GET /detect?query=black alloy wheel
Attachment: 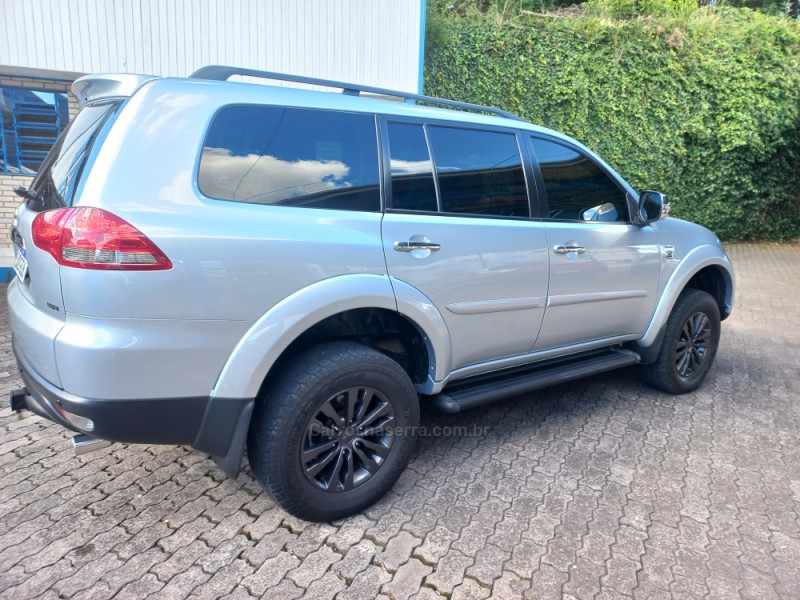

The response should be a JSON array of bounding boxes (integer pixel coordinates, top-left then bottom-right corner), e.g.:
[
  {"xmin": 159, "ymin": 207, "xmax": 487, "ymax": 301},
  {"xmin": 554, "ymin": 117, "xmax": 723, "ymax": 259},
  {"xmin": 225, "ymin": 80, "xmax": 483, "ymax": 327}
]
[
  {"xmin": 674, "ymin": 311, "xmax": 712, "ymax": 378},
  {"xmin": 301, "ymin": 386, "xmax": 396, "ymax": 492},
  {"xmin": 247, "ymin": 341, "xmax": 419, "ymax": 521},
  {"xmin": 640, "ymin": 288, "xmax": 721, "ymax": 394}
]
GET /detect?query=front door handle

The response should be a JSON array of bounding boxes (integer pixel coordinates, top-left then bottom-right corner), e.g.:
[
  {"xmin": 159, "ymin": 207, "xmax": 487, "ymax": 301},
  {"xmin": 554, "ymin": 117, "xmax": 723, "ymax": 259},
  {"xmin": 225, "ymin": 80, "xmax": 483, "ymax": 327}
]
[
  {"xmin": 393, "ymin": 240, "xmax": 441, "ymax": 252},
  {"xmin": 554, "ymin": 244, "xmax": 586, "ymax": 255}
]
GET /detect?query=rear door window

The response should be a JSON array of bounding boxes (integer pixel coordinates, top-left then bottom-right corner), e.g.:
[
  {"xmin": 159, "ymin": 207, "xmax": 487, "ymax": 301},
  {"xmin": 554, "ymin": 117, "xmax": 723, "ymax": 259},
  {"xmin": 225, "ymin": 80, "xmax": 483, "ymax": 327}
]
[
  {"xmin": 386, "ymin": 122, "xmax": 438, "ymax": 212},
  {"xmin": 199, "ymin": 105, "xmax": 381, "ymax": 211}
]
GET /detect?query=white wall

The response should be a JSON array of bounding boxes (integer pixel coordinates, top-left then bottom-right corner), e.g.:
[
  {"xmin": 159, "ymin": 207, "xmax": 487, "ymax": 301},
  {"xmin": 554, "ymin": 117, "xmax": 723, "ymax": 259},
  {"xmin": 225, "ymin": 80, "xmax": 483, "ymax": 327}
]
[{"xmin": 0, "ymin": 0, "xmax": 425, "ymax": 92}]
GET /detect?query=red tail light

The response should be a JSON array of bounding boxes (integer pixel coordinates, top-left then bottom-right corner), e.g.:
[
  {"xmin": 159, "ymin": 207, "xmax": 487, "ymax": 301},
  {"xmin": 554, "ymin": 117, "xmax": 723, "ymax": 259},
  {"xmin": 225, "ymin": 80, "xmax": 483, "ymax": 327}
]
[{"xmin": 32, "ymin": 207, "xmax": 172, "ymax": 271}]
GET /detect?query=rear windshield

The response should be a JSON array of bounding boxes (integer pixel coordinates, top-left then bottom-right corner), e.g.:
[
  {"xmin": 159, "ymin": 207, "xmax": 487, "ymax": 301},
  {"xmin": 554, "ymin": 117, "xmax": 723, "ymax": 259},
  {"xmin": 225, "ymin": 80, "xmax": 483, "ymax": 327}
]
[{"xmin": 27, "ymin": 100, "xmax": 121, "ymax": 211}]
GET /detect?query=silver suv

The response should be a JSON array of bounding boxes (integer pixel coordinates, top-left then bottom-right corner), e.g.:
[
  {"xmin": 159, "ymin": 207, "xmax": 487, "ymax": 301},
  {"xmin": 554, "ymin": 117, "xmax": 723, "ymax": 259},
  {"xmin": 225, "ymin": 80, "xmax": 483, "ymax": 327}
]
[{"xmin": 8, "ymin": 67, "xmax": 734, "ymax": 521}]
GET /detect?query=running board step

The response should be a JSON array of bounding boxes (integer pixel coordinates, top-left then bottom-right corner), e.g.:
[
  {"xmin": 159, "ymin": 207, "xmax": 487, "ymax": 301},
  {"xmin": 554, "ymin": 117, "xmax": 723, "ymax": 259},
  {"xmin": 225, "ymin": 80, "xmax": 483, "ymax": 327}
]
[{"xmin": 430, "ymin": 350, "xmax": 640, "ymax": 413}]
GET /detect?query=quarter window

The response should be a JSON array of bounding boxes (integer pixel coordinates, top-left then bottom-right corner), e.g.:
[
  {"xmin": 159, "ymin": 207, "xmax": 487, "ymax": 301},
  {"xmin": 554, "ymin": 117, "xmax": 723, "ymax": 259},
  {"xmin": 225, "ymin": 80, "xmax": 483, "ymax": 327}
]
[
  {"xmin": 427, "ymin": 126, "xmax": 529, "ymax": 218},
  {"xmin": 199, "ymin": 106, "xmax": 380, "ymax": 211},
  {"xmin": 386, "ymin": 122, "xmax": 437, "ymax": 212},
  {"xmin": 531, "ymin": 137, "xmax": 629, "ymax": 222}
]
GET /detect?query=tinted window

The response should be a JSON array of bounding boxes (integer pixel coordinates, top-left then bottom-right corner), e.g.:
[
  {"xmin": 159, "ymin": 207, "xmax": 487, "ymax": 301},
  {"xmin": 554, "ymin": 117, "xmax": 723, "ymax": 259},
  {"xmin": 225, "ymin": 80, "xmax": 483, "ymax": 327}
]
[
  {"xmin": 531, "ymin": 137, "xmax": 629, "ymax": 222},
  {"xmin": 387, "ymin": 122, "xmax": 437, "ymax": 212},
  {"xmin": 199, "ymin": 106, "xmax": 380, "ymax": 211},
  {"xmin": 427, "ymin": 126, "xmax": 529, "ymax": 218},
  {"xmin": 28, "ymin": 101, "xmax": 121, "ymax": 210}
]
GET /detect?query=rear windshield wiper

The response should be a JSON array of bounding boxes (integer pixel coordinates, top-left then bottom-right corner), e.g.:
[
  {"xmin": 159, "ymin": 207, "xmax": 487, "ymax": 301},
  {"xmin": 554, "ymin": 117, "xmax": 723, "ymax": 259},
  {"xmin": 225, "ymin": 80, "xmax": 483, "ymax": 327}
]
[
  {"xmin": 14, "ymin": 186, "xmax": 47, "ymax": 211},
  {"xmin": 13, "ymin": 186, "xmax": 40, "ymax": 202}
]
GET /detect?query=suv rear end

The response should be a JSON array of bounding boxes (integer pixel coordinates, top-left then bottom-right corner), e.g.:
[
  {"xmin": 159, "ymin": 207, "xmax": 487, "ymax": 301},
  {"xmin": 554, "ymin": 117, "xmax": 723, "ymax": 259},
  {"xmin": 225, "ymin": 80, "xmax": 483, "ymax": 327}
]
[
  {"xmin": 9, "ymin": 73, "xmax": 388, "ymax": 465},
  {"xmin": 9, "ymin": 94, "xmax": 136, "ymax": 434}
]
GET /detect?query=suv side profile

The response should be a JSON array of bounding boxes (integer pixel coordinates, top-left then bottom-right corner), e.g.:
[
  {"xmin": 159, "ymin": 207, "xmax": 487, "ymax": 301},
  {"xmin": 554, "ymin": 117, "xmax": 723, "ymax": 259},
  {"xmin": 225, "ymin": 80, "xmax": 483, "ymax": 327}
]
[{"xmin": 9, "ymin": 67, "xmax": 734, "ymax": 521}]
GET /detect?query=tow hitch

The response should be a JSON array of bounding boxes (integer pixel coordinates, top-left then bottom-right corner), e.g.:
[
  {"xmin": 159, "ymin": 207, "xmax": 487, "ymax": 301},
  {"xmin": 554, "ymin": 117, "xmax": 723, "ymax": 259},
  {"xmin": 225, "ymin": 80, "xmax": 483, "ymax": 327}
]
[
  {"xmin": 11, "ymin": 388, "xmax": 112, "ymax": 456},
  {"xmin": 10, "ymin": 388, "xmax": 29, "ymax": 411}
]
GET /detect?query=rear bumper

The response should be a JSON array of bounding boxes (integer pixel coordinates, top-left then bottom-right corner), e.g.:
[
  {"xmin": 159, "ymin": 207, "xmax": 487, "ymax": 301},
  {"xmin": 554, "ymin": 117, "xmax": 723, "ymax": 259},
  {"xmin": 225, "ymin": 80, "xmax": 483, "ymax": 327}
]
[
  {"xmin": 14, "ymin": 336, "xmax": 208, "ymax": 443},
  {"xmin": 11, "ymin": 337, "xmax": 253, "ymax": 476}
]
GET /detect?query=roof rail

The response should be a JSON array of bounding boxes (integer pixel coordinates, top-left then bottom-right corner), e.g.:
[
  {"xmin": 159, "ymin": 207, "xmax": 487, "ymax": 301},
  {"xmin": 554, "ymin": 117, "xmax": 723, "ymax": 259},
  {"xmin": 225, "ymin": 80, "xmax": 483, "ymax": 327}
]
[{"xmin": 189, "ymin": 65, "xmax": 527, "ymax": 122}]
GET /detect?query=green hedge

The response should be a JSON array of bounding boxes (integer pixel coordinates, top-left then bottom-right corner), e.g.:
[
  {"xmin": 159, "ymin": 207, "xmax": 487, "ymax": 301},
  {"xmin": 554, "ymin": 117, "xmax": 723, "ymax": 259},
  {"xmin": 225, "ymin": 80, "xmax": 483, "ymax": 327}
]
[{"xmin": 424, "ymin": 8, "xmax": 800, "ymax": 240}]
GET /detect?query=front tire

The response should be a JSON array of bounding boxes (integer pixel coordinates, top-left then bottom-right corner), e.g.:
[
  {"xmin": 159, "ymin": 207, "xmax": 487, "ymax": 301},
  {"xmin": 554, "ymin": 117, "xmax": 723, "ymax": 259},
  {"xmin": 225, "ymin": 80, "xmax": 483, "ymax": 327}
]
[
  {"xmin": 640, "ymin": 289, "xmax": 721, "ymax": 394},
  {"xmin": 247, "ymin": 341, "xmax": 419, "ymax": 522}
]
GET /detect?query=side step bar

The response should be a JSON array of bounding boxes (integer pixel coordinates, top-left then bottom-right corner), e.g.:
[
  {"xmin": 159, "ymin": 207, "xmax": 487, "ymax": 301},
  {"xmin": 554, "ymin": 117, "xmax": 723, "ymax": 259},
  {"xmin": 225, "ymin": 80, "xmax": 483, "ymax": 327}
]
[{"xmin": 430, "ymin": 350, "xmax": 640, "ymax": 413}]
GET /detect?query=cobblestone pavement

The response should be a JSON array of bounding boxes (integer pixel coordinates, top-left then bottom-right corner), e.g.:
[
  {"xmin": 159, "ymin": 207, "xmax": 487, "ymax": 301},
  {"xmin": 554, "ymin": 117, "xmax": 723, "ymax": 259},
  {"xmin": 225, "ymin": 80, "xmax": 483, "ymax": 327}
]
[{"xmin": 1, "ymin": 243, "xmax": 799, "ymax": 600}]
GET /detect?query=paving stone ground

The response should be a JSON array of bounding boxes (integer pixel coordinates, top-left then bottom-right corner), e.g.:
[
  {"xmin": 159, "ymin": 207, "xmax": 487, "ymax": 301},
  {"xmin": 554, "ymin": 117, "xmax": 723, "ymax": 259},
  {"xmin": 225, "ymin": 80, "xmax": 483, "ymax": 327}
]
[{"xmin": 1, "ymin": 242, "xmax": 799, "ymax": 599}]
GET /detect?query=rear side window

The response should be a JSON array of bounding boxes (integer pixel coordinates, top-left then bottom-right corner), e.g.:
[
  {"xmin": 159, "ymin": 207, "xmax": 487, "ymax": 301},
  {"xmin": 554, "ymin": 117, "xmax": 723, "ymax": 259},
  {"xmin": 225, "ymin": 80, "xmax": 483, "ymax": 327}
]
[
  {"xmin": 531, "ymin": 137, "xmax": 629, "ymax": 222},
  {"xmin": 199, "ymin": 105, "xmax": 380, "ymax": 211},
  {"xmin": 427, "ymin": 126, "xmax": 529, "ymax": 218}
]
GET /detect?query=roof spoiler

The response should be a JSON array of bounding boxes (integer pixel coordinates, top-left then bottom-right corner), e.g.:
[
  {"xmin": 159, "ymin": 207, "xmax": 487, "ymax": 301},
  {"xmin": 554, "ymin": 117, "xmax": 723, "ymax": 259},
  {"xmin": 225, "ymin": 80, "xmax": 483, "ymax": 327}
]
[{"xmin": 71, "ymin": 74, "xmax": 159, "ymax": 108}]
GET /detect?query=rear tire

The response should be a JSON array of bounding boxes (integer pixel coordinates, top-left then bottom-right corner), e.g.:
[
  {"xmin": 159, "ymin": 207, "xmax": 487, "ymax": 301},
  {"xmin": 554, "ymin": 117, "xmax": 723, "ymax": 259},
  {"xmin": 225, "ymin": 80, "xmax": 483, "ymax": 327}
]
[
  {"xmin": 247, "ymin": 341, "xmax": 419, "ymax": 522},
  {"xmin": 640, "ymin": 289, "xmax": 721, "ymax": 394}
]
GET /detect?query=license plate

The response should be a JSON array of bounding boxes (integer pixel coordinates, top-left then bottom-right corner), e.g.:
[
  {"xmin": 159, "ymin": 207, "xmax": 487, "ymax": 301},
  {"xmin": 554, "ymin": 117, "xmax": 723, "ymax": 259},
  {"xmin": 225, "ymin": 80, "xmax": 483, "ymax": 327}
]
[{"xmin": 14, "ymin": 247, "xmax": 28, "ymax": 282}]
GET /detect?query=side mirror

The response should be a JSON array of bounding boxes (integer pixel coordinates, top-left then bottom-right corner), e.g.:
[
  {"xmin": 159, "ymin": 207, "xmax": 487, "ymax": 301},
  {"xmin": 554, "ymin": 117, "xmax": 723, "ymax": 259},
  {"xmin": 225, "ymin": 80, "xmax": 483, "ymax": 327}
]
[
  {"xmin": 580, "ymin": 202, "xmax": 619, "ymax": 222},
  {"xmin": 638, "ymin": 190, "xmax": 669, "ymax": 224}
]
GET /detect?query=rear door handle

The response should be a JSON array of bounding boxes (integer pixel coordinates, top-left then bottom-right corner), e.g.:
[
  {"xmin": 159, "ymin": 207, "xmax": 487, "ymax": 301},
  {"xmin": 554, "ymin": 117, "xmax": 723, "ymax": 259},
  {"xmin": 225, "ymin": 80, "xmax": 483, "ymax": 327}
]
[
  {"xmin": 554, "ymin": 244, "xmax": 586, "ymax": 255},
  {"xmin": 393, "ymin": 241, "xmax": 441, "ymax": 252}
]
